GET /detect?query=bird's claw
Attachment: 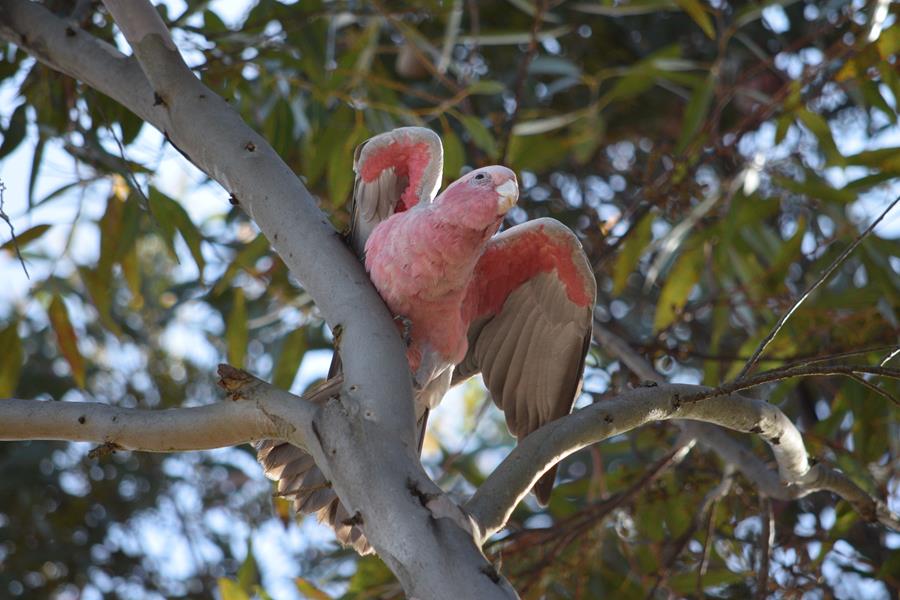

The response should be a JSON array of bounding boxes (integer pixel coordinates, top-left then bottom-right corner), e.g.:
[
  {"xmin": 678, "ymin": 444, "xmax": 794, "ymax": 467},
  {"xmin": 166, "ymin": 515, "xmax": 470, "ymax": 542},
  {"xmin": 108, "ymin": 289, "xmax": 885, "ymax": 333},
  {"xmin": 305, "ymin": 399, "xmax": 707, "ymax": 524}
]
[{"xmin": 394, "ymin": 315, "xmax": 413, "ymax": 347}]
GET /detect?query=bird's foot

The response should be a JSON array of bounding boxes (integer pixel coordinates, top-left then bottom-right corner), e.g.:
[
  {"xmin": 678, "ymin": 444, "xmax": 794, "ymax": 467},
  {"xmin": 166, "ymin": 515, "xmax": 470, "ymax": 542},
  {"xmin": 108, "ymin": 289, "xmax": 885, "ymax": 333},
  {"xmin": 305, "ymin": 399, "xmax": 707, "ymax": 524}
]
[{"xmin": 394, "ymin": 315, "xmax": 413, "ymax": 347}]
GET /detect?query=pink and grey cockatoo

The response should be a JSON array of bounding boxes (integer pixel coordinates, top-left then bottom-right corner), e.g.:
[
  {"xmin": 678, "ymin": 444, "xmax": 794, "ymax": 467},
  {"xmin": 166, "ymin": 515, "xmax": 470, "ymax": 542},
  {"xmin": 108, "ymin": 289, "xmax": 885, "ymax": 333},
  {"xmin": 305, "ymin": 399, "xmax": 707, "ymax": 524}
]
[{"xmin": 257, "ymin": 127, "xmax": 596, "ymax": 553}]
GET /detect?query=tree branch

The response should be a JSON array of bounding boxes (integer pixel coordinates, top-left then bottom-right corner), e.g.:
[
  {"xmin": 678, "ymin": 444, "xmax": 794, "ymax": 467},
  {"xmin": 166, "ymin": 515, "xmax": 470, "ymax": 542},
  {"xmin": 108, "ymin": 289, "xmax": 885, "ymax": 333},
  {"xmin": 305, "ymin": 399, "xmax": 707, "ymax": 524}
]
[
  {"xmin": 592, "ymin": 321, "xmax": 900, "ymax": 516},
  {"xmin": 0, "ymin": 365, "xmax": 315, "ymax": 451},
  {"xmin": 466, "ymin": 381, "xmax": 900, "ymax": 538}
]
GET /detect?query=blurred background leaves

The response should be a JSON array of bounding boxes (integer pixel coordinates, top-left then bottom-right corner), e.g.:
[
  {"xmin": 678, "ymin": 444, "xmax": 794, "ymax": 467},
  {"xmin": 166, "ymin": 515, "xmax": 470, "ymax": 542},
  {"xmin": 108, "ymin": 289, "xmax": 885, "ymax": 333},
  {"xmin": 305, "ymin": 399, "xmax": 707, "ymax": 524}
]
[{"xmin": 0, "ymin": 0, "xmax": 898, "ymax": 598}]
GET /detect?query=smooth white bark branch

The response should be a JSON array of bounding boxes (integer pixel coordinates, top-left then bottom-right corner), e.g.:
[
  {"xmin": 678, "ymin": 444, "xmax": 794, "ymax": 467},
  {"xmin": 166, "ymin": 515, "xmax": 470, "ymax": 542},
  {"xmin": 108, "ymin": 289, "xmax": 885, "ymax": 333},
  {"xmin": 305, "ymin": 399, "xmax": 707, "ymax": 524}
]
[
  {"xmin": 466, "ymin": 383, "xmax": 810, "ymax": 537},
  {"xmin": 0, "ymin": 366, "xmax": 316, "ymax": 451},
  {"xmin": 593, "ymin": 322, "xmax": 806, "ymax": 493},
  {"xmin": 467, "ymin": 382, "xmax": 900, "ymax": 536}
]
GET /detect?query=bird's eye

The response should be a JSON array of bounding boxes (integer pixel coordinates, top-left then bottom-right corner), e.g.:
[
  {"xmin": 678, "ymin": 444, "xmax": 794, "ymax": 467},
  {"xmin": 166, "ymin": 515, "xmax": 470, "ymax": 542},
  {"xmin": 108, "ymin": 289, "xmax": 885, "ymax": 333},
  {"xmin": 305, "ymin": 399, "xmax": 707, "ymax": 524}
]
[{"xmin": 474, "ymin": 173, "xmax": 486, "ymax": 181}]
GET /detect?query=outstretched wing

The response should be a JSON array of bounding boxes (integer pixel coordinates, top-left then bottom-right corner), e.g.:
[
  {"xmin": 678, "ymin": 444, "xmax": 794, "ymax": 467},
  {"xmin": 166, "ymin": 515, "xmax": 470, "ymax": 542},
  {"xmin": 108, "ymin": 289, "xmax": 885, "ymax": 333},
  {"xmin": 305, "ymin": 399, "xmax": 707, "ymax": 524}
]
[
  {"xmin": 455, "ymin": 218, "xmax": 596, "ymax": 504},
  {"xmin": 348, "ymin": 126, "xmax": 443, "ymax": 257}
]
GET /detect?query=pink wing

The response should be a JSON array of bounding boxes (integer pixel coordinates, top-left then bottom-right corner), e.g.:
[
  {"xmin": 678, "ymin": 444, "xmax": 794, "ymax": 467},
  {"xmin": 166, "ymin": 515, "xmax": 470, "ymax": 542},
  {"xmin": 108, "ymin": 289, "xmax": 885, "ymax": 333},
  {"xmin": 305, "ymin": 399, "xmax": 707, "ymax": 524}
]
[
  {"xmin": 456, "ymin": 218, "xmax": 597, "ymax": 504},
  {"xmin": 348, "ymin": 127, "xmax": 443, "ymax": 257}
]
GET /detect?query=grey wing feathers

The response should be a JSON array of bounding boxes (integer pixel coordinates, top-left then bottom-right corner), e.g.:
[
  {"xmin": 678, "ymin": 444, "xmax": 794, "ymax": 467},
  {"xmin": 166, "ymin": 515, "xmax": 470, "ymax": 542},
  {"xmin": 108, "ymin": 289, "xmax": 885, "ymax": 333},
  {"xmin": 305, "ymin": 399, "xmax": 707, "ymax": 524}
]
[
  {"xmin": 254, "ymin": 377, "xmax": 373, "ymax": 555},
  {"xmin": 454, "ymin": 220, "xmax": 596, "ymax": 503}
]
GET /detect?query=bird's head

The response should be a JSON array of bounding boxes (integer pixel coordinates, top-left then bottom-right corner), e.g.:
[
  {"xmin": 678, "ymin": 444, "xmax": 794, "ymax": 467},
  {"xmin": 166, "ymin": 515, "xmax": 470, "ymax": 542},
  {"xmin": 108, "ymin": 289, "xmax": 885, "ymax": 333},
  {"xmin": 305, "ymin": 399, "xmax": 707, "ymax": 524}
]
[{"xmin": 433, "ymin": 166, "xmax": 518, "ymax": 231}]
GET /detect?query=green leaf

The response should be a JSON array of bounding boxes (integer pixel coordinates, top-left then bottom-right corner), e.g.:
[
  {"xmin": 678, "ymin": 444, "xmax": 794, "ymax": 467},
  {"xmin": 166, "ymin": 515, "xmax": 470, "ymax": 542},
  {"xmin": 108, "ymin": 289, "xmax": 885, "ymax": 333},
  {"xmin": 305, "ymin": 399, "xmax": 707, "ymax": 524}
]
[
  {"xmin": 605, "ymin": 64, "xmax": 656, "ymax": 102},
  {"xmin": 264, "ymin": 97, "xmax": 296, "ymax": 160},
  {"xmin": 506, "ymin": 133, "xmax": 569, "ymax": 172},
  {"xmin": 48, "ymin": 296, "xmax": 86, "ymax": 388},
  {"xmin": 675, "ymin": 0, "xmax": 715, "ymax": 38},
  {"xmin": 347, "ymin": 555, "xmax": 395, "ymax": 593},
  {"xmin": 843, "ymin": 147, "xmax": 900, "ymax": 172},
  {"xmin": 272, "ymin": 328, "xmax": 307, "ymax": 390},
  {"xmin": 859, "ymin": 80, "xmax": 897, "ymax": 124},
  {"xmin": 613, "ymin": 213, "xmax": 653, "ymax": 295},
  {"xmin": 442, "ymin": 126, "xmax": 465, "ymax": 183},
  {"xmin": 28, "ymin": 134, "xmax": 45, "ymax": 209},
  {"xmin": 120, "ymin": 244, "xmax": 143, "ymax": 308},
  {"xmin": 796, "ymin": 109, "xmax": 844, "ymax": 165},
  {"xmin": 571, "ymin": 111, "xmax": 605, "ymax": 165},
  {"xmin": 236, "ymin": 540, "xmax": 258, "ymax": 592},
  {"xmin": 675, "ymin": 71, "xmax": 715, "ymax": 153},
  {"xmin": 148, "ymin": 188, "xmax": 206, "ymax": 275},
  {"xmin": 0, "ymin": 103, "xmax": 27, "ymax": 159},
  {"xmin": 33, "ymin": 178, "xmax": 99, "ymax": 208},
  {"xmin": 653, "ymin": 244, "xmax": 704, "ymax": 332},
  {"xmin": 98, "ymin": 193, "xmax": 126, "ymax": 280},
  {"xmin": 79, "ymin": 266, "xmax": 122, "ymax": 336},
  {"xmin": 761, "ymin": 217, "xmax": 806, "ymax": 292},
  {"xmin": 227, "ymin": 288, "xmax": 248, "ymax": 367},
  {"xmin": 327, "ymin": 136, "xmax": 355, "ymax": 208},
  {"xmin": 459, "ymin": 115, "xmax": 498, "ymax": 159},
  {"xmin": 774, "ymin": 173, "xmax": 856, "ymax": 204},
  {"xmin": 212, "ymin": 234, "xmax": 271, "ymax": 296},
  {"xmin": 303, "ymin": 105, "xmax": 352, "ymax": 188},
  {"xmin": 217, "ymin": 579, "xmax": 250, "ymax": 600},
  {"xmin": 327, "ymin": 123, "xmax": 368, "ymax": 208},
  {"xmin": 296, "ymin": 578, "xmax": 332, "ymax": 600},
  {"xmin": 1, "ymin": 224, "xmax": 51, "ymax": 254},
  {"xmin": 673, "ymin": 567, "xmax": 745, "ymax": 591},
  {"xmin": 775, "ymin": 113, "xmax": 792, "ymax": 145},
  {"xmin": 573, "ymin": 0, "xmax": 680, "ymax": 16},
  {"xmin": 0, "ymin": 320, "xmax": 23, "ymax": 397},
  {"xmin": 467, "ymin": 80, "xmax": 506, "ymax": 95}
]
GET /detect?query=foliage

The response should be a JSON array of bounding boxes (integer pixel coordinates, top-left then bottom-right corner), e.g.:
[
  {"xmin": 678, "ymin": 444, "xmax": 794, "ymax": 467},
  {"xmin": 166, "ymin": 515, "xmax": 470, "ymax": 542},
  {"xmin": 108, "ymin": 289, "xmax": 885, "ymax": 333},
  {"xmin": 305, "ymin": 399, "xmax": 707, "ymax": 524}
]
[{"xmin": 0, "ymin": 0, "xmax": 898, "ymax": 598}]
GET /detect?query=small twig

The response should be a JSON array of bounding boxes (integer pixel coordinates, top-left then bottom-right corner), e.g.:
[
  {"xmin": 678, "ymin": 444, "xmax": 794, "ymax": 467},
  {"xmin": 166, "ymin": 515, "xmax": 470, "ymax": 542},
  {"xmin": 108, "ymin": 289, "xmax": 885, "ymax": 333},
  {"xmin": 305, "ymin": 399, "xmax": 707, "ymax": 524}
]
[
  {"xmin": 499, "ymin": 0, "xmax": 546, "ymax": 162},
  {"xmin": 681, "ymin": 364, "xmax": 900, "ymax": 406},
  {"xmin": 696, "ymin": 481, "xmax": 723, "ymax": 594},
  {"xmin": 652, "ymin": 466, "xmax": 734, "ymax": 597},
  {"xmin": 0, "ymin": 180, "xmax": 30, "ymax": 279},
  {"xmin": 880, "ymin": 347, "xmax": 900, "ymax": 367},
  {"xmin": 736, "ymin": 194, "xmax": 900, "ymax": 381},
  {"xmin": 773, "ymin": 345, "xmax": 900, "ymax": 371},
  {"xmin": 437, "ymin": 0, "xmax": 463, "ymax": 75},
  {"xmin": 846, "ymin": 373, "xmax": 899, "ymax": 406}
]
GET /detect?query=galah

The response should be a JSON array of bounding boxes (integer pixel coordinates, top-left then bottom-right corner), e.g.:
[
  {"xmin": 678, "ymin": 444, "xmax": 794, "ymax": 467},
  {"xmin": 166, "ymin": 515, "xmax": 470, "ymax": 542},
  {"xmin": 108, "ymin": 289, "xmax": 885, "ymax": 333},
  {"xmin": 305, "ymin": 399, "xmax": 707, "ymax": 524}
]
[{"xmin": 257, "ymin": 127, "xmax": 596, "ymax": 553}]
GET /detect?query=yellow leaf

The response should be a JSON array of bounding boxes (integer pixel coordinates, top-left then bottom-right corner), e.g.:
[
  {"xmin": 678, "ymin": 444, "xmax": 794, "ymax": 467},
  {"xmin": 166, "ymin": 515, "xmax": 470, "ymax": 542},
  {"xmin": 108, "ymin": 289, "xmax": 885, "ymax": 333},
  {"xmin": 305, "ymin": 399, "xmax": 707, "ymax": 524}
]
[
  {"xmin": 653, "ymin": 245, "xmax": 704, "ymax": 332},
  {"xmin": 0, "ymin": 321, "xmax": 22, "ymax": 396},
  {"xmin": 48, "ymin": 296, "xmax": 86, "ymax": 388},
  {"xmin": 296, "ymin": 578, "xmax": 332, "ymax": 600},
  {"xmin": 675, "ymin": 0, "xmax": 715, "ymax": 39},
  {"xmin": 226, "ymin": 288, "xmax": 248, "ymax": 367},
  {"xmin": 217, "ymin": 578, "xmax": 250, "ymax": 600},
  {"xmin": 613, "ymin": 214, "xmax": 653, "ymax": 296}
]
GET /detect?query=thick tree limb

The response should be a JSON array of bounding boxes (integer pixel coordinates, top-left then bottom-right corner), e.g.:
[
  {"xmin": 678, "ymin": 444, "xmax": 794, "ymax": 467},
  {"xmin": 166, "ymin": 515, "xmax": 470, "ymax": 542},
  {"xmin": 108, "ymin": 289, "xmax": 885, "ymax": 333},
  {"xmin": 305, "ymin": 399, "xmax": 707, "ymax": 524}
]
[{"xmin": 0, "ymin": 367, "xmax": 314, "ymax": 451}]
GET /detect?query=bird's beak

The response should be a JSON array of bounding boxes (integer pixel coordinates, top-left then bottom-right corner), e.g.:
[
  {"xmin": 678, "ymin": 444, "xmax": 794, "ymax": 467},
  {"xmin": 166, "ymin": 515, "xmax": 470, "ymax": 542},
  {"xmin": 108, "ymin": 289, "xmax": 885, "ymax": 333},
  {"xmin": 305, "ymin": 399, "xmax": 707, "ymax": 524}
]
[{"xmin": 495, "ymin": 179, "xmax": 518, "ymax": 215}]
